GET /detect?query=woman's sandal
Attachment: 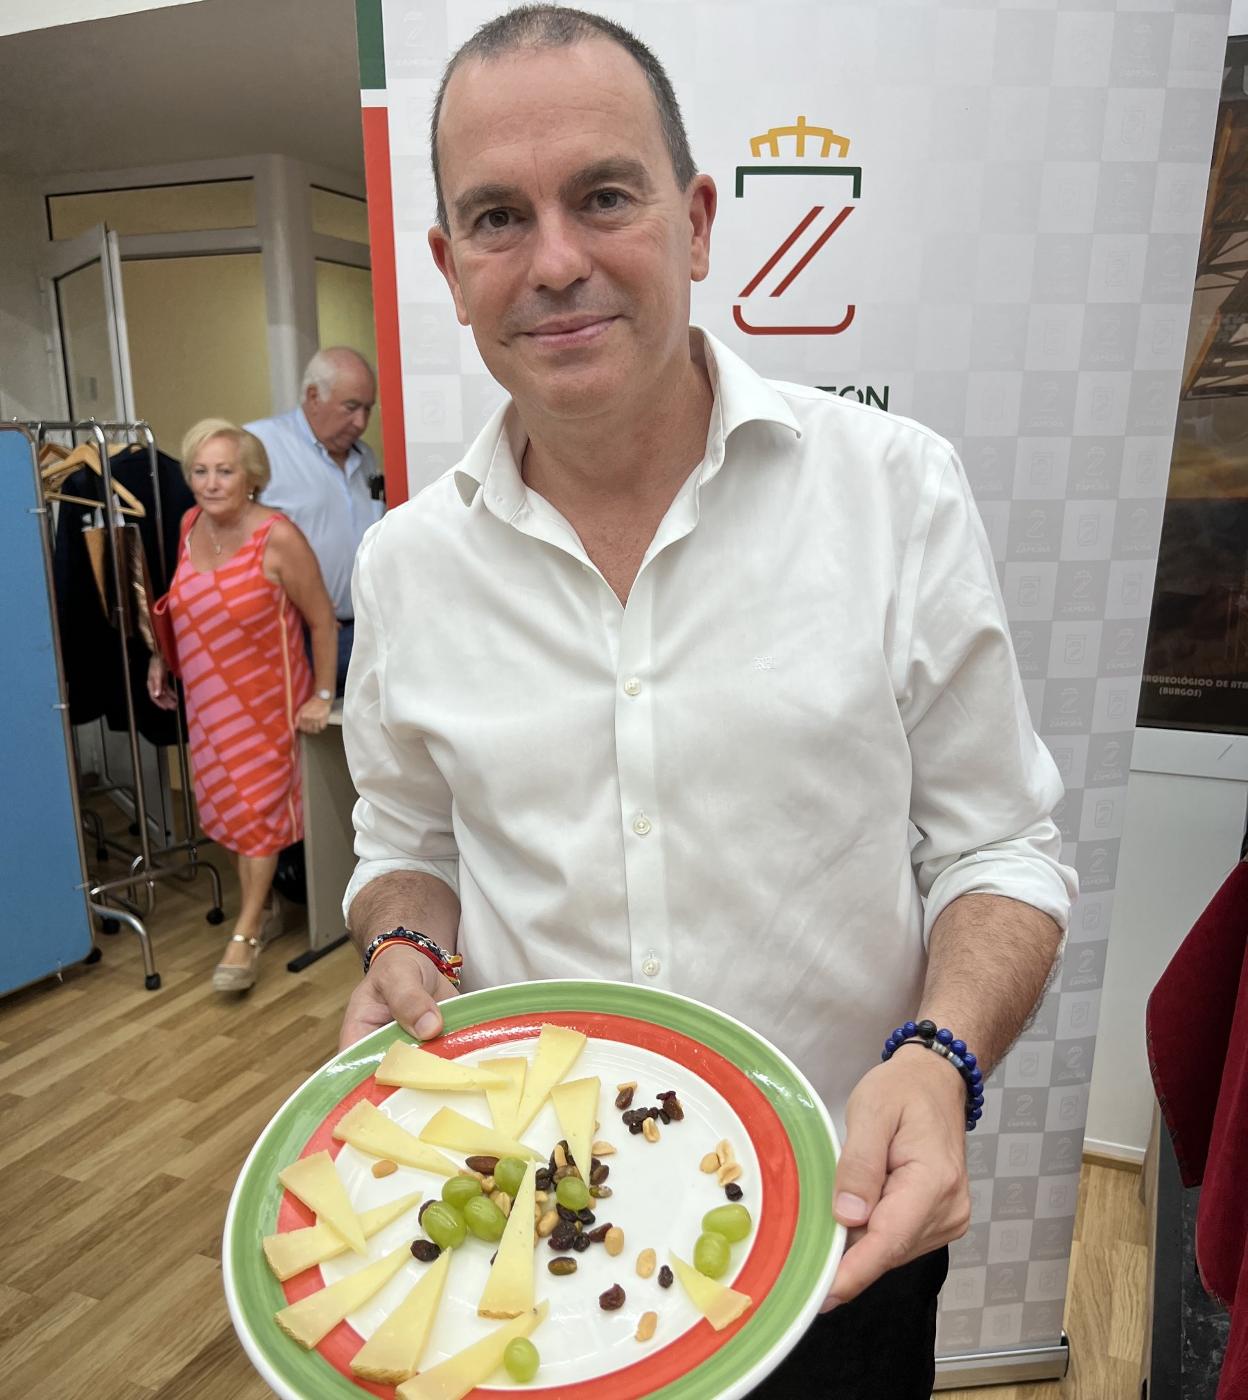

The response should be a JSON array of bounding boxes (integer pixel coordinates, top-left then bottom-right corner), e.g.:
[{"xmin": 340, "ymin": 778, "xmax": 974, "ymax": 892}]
[
  {"xmin": 212, "ymin": 932, "xmax": 264, "ymax": 993},
  {"xmin": 211, "ymin": 894, "xmax": 287, "ymax": 993}
]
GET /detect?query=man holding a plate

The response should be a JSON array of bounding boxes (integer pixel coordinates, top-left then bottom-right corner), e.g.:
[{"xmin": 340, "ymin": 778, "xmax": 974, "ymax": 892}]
[{"xmin": 338, "ymin": 6, "xmax": 1077, "ymax": 1395}]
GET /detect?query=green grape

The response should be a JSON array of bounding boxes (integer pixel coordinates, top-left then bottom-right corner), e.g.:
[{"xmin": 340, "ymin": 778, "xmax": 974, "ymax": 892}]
[
  {"xmin": 555, "ymin": 1175, "xmax": 590, "ymax": 1211},
  {"xmin": 441, "ymin": 1175, "xmax": 484, "ymax": 1211},
  {"xmin": 503, "ymin": 1336, "xmax": 540, "ymax": 1383},
  {"xmin": 693, "ymin": 1230, "xmax": 731, "ymax": 1279},
  {"xmin": 421, "ymin": 1201, "xmax": 467, "ymax": 1250},
  {"xmin": 463, "ymin": 1193, "xmax": 507, "ymax": 1242},
  {"xmin": 702, "ymin": 1203, "xmax": 753, "ymax": 1244},
  {"xmin": 493, "ymin": 1156, "xmax": 527, "ymax": 1197}
]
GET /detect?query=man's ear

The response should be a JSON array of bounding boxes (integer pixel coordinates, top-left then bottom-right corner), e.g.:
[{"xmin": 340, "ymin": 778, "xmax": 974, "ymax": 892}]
[
  {"xmin": 687, "ymin": 174, "xmax": 717, "ymax": 284},
  {"xmin": 429, "ymin": 225, "xmax": 471, "ymax": 326}
]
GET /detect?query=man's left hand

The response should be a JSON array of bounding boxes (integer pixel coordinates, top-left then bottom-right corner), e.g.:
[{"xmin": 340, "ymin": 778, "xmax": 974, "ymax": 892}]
[{"xmin": 823, "ymin": 1047, "xmax": 971, "ymax": 1310}]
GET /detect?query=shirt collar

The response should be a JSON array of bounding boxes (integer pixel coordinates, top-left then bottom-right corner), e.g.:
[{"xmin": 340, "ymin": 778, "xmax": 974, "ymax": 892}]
[
  {"xmin": 295, "ymin": 405, "xmax": 364, "ymax": 476},
  {"xmin": 452, "ymin": 327, "xmax": 801, "ymax": 510}
]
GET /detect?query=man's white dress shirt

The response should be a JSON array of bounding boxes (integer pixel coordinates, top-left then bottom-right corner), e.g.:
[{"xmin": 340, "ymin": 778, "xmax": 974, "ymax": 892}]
[
  {"xmin": 246, "ymin": 406, "xmax": 382, "ymax": 618},
  {"xmin": 343, "ymin": 330, "xmax": 1077, "ymax": 1132}
]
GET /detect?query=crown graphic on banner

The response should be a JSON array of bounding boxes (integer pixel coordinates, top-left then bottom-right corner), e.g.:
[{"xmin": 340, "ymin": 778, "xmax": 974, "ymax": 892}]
[{"xmin": 749, "ymin": 116, "xmax": 850, "ymax": 159}]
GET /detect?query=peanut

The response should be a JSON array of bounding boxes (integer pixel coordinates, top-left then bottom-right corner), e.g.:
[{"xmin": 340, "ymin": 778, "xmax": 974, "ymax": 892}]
[
  {"xmin": 642, "ymin": 1117, "xmax": 660, "ymax": 1143},
  {"xmin": 636, "ymin": 1310, "xmax": 658, "ymax": 1343},
  {"xmin": 495, "ymin": 1190, "xmax": 512, "ymax": 1218},
  {"xmin": 535, "ymin": 1190, "xmax": 549, "ymax": 1203},
  {"xmin": 716, "ymin": 1138, "xmax": 735, "ymax": 1166},
  {"xmin": 370, "ymin": 1158, "xmax": 398, "ymax": 1179},
  {"xmin": 604, "ymin": 1225, "xmax": 625, "ymax": 1256},
  {"xmin": 553, "ymin": 1142, "xmax": 568, "ymax": 1168},
  {"xmin": 480, "ymin": 1175, "xmax": 495, "ymax": 1194},
  {"xmin": 717, "ymin": 1161, "xmax": 743, "ymax": 1186},
  {"xmin": 537, "ymin": 1209, "xmax": 560, "ymax": 1237},
  {"xmin": 699, "ymin": 1151, "xmax": 721, "ymax": 1174},
  {"xmin": 636, "ymin": 1248, "xmax": 656, "ymax": 1278},
  {"xmin": 616, "ymin": 1080, "xmax": 638, "ymax": 1093},
  {"xmin": 591, "ymin": 1139, "xmax": 617, "ymax": 1157}
]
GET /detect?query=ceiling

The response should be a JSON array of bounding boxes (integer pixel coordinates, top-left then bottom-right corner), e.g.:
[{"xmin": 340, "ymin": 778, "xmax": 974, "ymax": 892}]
[{"xmin": 0, "ymin": 0, "xmax": 366, "ymax": 180}]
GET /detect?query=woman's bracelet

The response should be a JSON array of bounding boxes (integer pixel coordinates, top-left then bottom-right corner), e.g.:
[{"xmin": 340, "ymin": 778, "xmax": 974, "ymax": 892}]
[
  {"xmin": 361, "ymin": 927, "xmax": 463, "ymax": 988},
  {"xmin": 881, "ymin": 1019, "xmax": 984, "ymax": 1131}
]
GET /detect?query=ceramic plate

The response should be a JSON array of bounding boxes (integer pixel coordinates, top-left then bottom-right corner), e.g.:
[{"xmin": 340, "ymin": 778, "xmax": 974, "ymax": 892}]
[{"xmin": 223, "ymin": 979, "xmax": 843, "ymax": 1399}]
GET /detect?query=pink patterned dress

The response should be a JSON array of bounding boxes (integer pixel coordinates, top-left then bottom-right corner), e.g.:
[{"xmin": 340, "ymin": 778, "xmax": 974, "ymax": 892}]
[{"xmin": 168, "ymin": 507, "xmax": 313, "ymax": 857}]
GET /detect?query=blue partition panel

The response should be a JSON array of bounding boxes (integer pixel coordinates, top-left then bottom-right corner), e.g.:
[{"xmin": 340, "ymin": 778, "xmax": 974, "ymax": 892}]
[{"xmin": 0, "ymin": 428, "xmax": 92, "ymax": 991}]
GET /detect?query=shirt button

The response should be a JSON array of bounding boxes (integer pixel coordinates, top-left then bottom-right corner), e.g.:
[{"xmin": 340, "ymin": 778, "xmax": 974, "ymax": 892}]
[
  {"xmin": 623, "ymin": 677, "xmax": 642, "ymax": 697},
  {"xmin": 632, "ymin": 814, "xmax": 652, "ymax": 836},
  {"xmin": 641, "ymin": 955, "xmax": 660, "ymax": 977}
]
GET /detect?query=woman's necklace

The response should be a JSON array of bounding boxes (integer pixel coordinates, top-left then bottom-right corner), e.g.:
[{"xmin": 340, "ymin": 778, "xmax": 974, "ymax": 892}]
[{"xmin": 204, "ymin": 511, "xmax": 246, "ymax": 557}]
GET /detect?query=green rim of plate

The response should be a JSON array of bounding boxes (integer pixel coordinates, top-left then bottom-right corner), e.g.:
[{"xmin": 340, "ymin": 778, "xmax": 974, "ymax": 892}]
[{"xmin": 228, "ymin": 980, "xmax": 838, "ymax": 1399}]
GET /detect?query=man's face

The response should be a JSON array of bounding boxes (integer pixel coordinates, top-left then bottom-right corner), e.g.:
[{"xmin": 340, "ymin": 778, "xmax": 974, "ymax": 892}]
[
  {"xmin": 429, "ymin": 40, "xmax": 715, "ymax": 424},
  {"xmin": 303, "ymin": 363, "xmax": 375, "ymax": 457}
]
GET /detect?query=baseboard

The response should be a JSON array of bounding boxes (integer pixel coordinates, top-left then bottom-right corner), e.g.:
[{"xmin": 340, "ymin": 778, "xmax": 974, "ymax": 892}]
[{"xmin": 1083, "ymin": 1139, "xmax": 1146, "ymax": 1172}]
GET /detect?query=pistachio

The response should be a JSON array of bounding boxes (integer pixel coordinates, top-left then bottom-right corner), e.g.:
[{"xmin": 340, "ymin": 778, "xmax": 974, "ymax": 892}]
[{"xmin": 548, "ymin": 1257, "xmax": 578, "ymax": 1276}]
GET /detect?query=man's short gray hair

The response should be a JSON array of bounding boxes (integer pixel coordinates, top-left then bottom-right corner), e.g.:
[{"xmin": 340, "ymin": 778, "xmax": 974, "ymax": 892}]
[
  {"xmin": 430, "ymin": 4, "xmax": 697, "ymax": 233},
  {"xmin": 300, "ymin": 346, "xmax": 376, "ymax": 401}
]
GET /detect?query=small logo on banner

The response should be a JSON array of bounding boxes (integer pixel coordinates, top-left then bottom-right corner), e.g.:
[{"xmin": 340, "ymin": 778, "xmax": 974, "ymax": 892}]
[{"xmin": 734, "ymin": 115, "xmax": 860, "ymax": 336}]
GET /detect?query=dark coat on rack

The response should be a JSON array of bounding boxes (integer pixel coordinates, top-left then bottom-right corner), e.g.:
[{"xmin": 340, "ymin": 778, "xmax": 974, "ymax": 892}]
[{"xmin": 51, "ymin": 444, "xmax": 194, "ymax": 745}]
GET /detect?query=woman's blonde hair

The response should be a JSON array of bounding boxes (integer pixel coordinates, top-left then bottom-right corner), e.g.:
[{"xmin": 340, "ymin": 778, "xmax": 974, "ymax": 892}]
[{"xmin": 180, "ymin": 418, "xmax": 271, "ymax": 496}]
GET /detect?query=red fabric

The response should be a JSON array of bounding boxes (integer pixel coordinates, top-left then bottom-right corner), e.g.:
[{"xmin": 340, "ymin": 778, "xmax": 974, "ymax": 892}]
[{"xmin": 1147, "ymin": 859, "xmax": 1248, "ymax": 1400}]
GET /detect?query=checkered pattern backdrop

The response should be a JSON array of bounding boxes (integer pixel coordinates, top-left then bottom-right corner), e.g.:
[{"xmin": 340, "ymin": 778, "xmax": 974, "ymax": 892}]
[{"xmin": 357, "ymin": 0, "xmax": 1228, "ymax": 1366}]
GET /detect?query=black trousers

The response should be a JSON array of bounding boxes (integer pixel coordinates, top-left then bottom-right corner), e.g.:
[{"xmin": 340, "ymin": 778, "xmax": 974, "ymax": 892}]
[{"xmin": 747, "ymin": 1247, "xmax": 948, "ymax": 1399}]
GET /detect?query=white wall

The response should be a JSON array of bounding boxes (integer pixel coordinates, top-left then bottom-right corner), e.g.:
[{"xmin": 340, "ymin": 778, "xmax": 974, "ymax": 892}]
[
  {"xmin": 0, "ymin": 176, "xmax": 59, "ymax": 420},
  {"xmin": 0, "ymin": 1, "xmax": 202, "ymax": 37},
  {"xmin": 1233, "ymin": 0, "xmax": 1248, "ymax": 36},
  {"xmin": 1085, "ymin": 735, "xmax": 1248, "ymax": 1159}
]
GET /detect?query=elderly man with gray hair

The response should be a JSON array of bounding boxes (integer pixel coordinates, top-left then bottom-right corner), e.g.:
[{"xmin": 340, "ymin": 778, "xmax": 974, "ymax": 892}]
[{"xmin": 246, "ymin": 346, "xmax": 382, "ymax": 694}]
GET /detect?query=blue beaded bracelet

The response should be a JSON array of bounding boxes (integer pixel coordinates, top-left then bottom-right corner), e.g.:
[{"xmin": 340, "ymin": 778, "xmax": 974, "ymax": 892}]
[{"xmin": 880, "ymin": 1018, "xmax": 984, "ymax": 1131}]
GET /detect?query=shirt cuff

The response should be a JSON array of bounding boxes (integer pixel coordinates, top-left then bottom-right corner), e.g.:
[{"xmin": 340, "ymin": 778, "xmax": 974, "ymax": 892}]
[
  {"xmin": 922, "ymin": 844, "xmax": 1079, "ymax": 945},
  {"xmin": 342, "ymin": 857, "xmax": 461, "ymax": 926}
]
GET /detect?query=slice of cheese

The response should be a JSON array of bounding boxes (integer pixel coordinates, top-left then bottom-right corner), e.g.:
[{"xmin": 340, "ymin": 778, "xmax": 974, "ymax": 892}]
[
  {"xmin": 476, "ymin": 1159, "xmax": 537, "ymax": 1318},
  {"xmin": 350, "ymin": 1244, "xmax": 452, "ymax": 1383},
  {"xmin": 418, "ymin": 1107, "xmax": 541, "ymax": 1161},
  {"xmin": 549, "ymin": 1076, "xmax": 600, "ymax": 1178},
  {"xmin": 396, "ymin": 1301, "xmax": 549, "ymax": 1400},
  {"xmin": 482, "ymin": 1056, "xmax": 527, "ymax": 1138},
  {"xmin": 264, "ymin": 1191, "xmax": 423, "ymax": 1281},
  {"xmin": 333, "ymin": 1100, "xmax": 458, "ymax": 1177},
  {"xmin": 668, "ymin": 1251, "xmax": 752, "ymax": 1331},
  {"xmin": 511, "ymin": 1024, "xmax": 587, "ymax": 1136},
  {"xmin": 375, "ymin": 1042, "xmax": 509, "ymax": 1093},
  {"xmin": 278, "ymin": 1151, "xmax": 367, "ymax": 1255},
  {"xmin": 274, "ymin": 1244, "xmax": 410, "ymax": 1348}
]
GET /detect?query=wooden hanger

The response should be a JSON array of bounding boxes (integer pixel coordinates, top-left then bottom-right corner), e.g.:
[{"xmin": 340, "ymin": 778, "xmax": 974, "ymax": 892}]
[{"xmin": 41, "ymin": 442, "xmax": 146, "ymax": 519}]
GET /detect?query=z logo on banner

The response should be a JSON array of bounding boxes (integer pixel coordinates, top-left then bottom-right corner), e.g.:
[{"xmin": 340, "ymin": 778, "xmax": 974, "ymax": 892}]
[{"xmin": 735, "ymin": 116, "xmax": 861, "ymax": 336}]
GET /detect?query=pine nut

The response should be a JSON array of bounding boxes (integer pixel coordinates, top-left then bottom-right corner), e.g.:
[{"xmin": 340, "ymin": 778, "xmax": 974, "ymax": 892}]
[
  {"xmin": 370, "ymin": 1159, "xmax": 397, "ymax": 1178},
  {"xmin": 604, "ymin": 1226, "xmax": 625, "ymax": 1256},
  {"xmin": 636, "ymin": 1310, "xmax": 658, "ymax": 1343},
  {"xmin": 636, "ymin": 1248, "xmax": 656, "ymax": 1278}
]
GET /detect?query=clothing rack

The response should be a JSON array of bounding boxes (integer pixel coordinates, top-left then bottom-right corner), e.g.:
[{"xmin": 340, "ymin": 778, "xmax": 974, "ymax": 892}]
[{"xmin": 19, "ymin": 417, "xmax": 224, "ymax": 989}]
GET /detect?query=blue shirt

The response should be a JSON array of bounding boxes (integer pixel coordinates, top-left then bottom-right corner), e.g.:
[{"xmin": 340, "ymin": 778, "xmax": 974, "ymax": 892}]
[{"xmin": 245, "ymin": 406, "xmax": 382, "ymax": 618}]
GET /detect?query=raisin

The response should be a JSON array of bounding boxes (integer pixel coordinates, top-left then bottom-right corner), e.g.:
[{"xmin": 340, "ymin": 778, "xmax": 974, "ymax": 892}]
[
  {"xmin": 657, "ymin": 1265, "xmax": 674, "ymax": 1289},
  {"xmin": 725, "ymin": 1182, "xmax": 744, "ymax": 1202},
  {"xmin": 418, "ymin": 1200, "xmax": 435, "ymax": 1226},
  {"xmin": 658, "ymin": 1109, "xmax": 671, "ymax": 1125},
  {"xmin": 577, "ymin": 1208, "xmax": 596, "ymax": 1225},
  {"xmin": 628, "ymin": 1120, "xmax": 644, "ymax": 1135},
  {"xmin": 599, "ymin": 1283, "xmax": 626, "ymax": 1311},
  {"xmin": 549, "ymin": 1219, "xmax": 577, "ymax": 1251},
  {"xmin": 557, "ymin": 1204, "xmax": 579, "ymax": 1223},
  {"xmin": 572, "ymin": 1231, "xmax": 592, "ymax": 1252},
  {"xmin": 586, "ymin": 1222, "xmax": 612, "ymax": 1244},
  {"xmin": 615, "ymin": 1086, "xmax": 635, "ymax": 1111},
  {"xmin": 410, "ymin": 1239, "xmax": 441, "ymax": 1263},
  {"xmin": 665, "ymin": 1098, "xmax": 685, "ymax": 1122}
]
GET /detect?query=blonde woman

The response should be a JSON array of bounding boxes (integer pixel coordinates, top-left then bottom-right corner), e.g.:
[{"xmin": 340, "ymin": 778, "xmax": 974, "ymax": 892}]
[{"xmin": 148, "ymin": 419, "xmax": 337, "ymax": 991}]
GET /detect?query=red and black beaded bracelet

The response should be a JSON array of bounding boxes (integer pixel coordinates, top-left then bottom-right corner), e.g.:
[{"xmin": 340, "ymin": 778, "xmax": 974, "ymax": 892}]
[
  {"xmin": 361, "ymin": 927, "xmax": 463, "ymax": 988},
  {"xmin": 881, "ymin": 1018, "xmax": 984, "ymax": 1131}
]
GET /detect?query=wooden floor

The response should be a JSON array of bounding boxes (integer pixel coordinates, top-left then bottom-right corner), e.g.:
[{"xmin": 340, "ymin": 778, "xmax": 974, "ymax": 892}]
[{"xmin": 0, "ymin": 822, "xmax": 1148, "ymax": 1399}]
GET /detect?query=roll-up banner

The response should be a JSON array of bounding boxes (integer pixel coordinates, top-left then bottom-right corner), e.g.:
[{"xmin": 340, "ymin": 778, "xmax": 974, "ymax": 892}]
[{"xmin": 355, "ymin": 0, "xmax": 1227, "ymax": 1382}]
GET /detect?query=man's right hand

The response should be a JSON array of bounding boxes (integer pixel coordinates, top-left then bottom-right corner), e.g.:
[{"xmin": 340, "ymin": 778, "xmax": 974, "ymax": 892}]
[{"xmin": 339, "ymin": 946, "xmax": 460, "ymax": 1050}]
